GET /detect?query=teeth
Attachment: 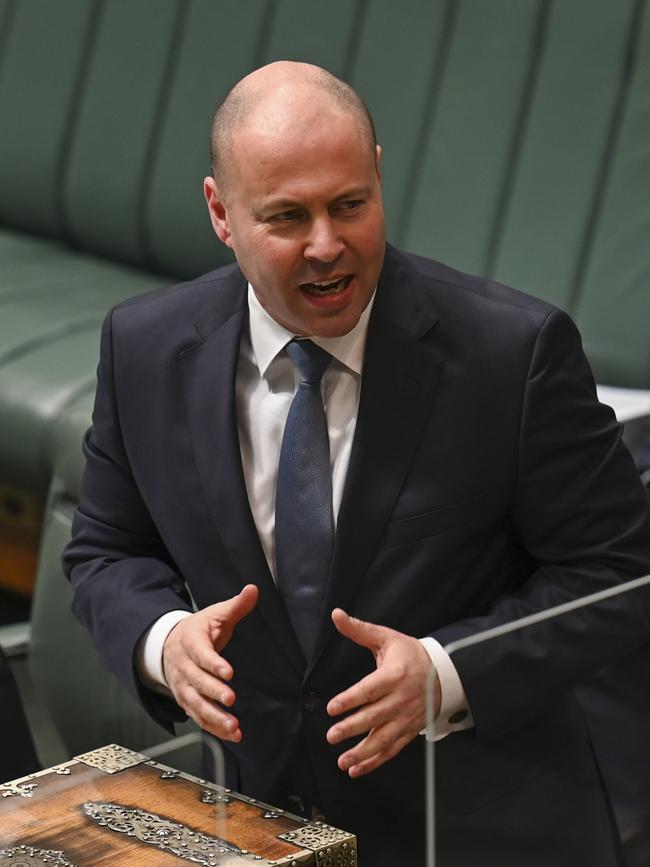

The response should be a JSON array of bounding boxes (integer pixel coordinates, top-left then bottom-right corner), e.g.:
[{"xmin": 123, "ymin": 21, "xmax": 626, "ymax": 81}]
[{"xmin": 302, "ymin": 277, "xmax": 348, "ymax": 296}]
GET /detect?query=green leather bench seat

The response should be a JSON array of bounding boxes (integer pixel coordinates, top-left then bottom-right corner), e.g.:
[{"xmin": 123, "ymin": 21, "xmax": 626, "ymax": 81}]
[
  {"xmin": 29, "ymin": 479, "xmax": 172, "ymax": 756},
  {"xmin": 0, "ymin": 0, "xmax": 648, "ymax": 503},
  {"xmin": 0, "ymin": 230, "xmax": 166, "ymax": 492},
  {"xmin": 13, "ymin": 391, "xmax": 201, "ymax": 763},
  {"xmin": 25, "ymin": 394, "xmax": 177, "ymax": 758}
]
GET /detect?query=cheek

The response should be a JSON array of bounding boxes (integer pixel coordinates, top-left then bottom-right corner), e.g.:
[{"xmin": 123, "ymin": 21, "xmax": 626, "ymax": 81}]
[
  {"xmin": 263, "ymin": 240, "xmax": 304, "ymax": 281},
  {"xmin": 350, "ymin": 214, "xmax": 385, "ymax": 255},
  {"xmin": 249, "ymin": 245, "xmax": 305, "ymax": 309}
]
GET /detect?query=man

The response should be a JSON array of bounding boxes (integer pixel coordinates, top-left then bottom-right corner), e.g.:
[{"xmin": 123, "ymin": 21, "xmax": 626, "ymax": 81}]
[{"xmin": 64, "ymin": 62, "xmax": 650, "ymax": 865}]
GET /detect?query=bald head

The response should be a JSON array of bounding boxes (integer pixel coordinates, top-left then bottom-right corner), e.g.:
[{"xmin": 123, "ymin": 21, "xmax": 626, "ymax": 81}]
[{"xmin": 210, "ymin": 61, "xmax": 377, "ymax": 194}]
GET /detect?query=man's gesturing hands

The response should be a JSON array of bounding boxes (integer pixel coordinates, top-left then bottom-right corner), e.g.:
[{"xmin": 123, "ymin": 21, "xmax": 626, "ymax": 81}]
[
  {"xmin": 326, "ymin": 609, "xmax": 440, "ymax": 779},
  {"xmin": 162, "ymin": 584, "xmax": 259, "ymax": 742},
  {"xmin": 162, "ymin": 593, "xmax": 438, "ymax": 776}
]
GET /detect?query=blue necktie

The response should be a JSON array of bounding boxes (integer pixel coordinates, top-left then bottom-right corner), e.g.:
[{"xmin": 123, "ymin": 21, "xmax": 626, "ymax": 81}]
[{"xmin": 275, "ymin": 339, "xmax": 334, "ymax": 658}]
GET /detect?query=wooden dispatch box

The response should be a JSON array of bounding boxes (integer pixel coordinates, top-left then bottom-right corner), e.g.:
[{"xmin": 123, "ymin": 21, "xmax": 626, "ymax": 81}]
[{"xmin": 0, "ymin": 744, "xmax": 357, "ymax": 866}]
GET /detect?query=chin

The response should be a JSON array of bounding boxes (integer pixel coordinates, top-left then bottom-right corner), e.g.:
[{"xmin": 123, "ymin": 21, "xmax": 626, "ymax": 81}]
[
  {"xmin": 307, "ymin": 316, "xmax": 360, "ymax": 338},
  {"xmin": 305, "ymin": 302, "xmax": 370, "ymax": 339}
]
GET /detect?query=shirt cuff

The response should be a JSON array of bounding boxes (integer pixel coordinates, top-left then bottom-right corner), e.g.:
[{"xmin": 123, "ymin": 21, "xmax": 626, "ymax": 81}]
[
  {"xmin": 135, "ymin": 610, "xmax": 192, "ymax": 694},
  {"xmin": 419, "ymin": 636, "xmax": 474, "ymax": 741}
]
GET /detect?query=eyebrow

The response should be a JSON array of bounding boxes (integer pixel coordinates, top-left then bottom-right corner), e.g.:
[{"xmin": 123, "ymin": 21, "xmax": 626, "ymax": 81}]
[{"xmin": 256, "ymin": 186, "xmax": 373, "ymax": 214}]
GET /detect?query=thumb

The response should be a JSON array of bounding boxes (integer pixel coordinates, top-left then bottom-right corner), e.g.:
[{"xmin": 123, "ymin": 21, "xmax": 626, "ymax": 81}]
[
  {"xmin": 331, "ymin": 608, "xmax": 390, "ymax": 652},
  {"xmin": 213, "ymin": 584, "xmax": 259, "ymax": 626}
]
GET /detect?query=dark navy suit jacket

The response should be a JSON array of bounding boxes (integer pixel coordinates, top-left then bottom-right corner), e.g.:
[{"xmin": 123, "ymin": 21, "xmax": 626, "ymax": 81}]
[{"xmin": 65, "ymin": 244, "xmax": 650, "ymax": 866}]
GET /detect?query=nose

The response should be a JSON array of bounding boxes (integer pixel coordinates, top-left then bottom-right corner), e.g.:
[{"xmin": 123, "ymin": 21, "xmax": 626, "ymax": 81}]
[{"xmin": 304, "ymin": 216, "xmax": 345, "ymax": 263}]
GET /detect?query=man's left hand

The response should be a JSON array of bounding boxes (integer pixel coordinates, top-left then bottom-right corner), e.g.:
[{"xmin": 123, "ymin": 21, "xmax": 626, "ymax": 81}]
[{"xmin": 326, "ymin": 608, "xmax": 440, "ymax": 778}]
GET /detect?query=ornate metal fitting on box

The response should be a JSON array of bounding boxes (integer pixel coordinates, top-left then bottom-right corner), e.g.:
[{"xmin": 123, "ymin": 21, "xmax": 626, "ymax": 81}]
[
  {"xmin": 0, "ymin": 845, "xmax": 76, "ymax": 866},
  {"xmin": 0, "ymin": 782, "xmax": 38, "ymax": 799},
  {"xmin": 277, "ymin": 823, "xmax": 357, "ymax": 867},
  {"xmin": 1, "ymin": 762, "xmax": 75, "ymax": 797},
  {"xmin": 200, "ymin": 788, "xmax": 231, "ymax": 805},
  {"xmin": 83, "ymin": 801, "xmax": 251, "ymax": 865},
  {"xmin": 74, "ymin": 744, "xmax": 146, "ymax": 774},
  {"xmin": 160, "ymin": 769, "xmax": 179, "ymax": 780}
]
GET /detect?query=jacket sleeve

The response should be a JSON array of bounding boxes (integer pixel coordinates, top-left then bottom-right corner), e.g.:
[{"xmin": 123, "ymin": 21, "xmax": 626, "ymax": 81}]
[
  {"xmin": 432, "ymin": 308, "xmax": 650, "ymax": 737},
  {"xmin": 62, "ymin": 308, "xmax": 191, "ymax": 729}
]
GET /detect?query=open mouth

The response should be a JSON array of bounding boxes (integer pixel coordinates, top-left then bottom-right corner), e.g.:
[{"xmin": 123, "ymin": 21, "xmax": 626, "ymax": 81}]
[{"xmin": 300, "ymin": 275, "xmax": 352, "ymax": 297}]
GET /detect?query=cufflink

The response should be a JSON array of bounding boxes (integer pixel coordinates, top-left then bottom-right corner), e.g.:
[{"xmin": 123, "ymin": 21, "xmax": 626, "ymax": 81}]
[{"xmin": 448, "ymin": 709, "xmax": 468, "ymax": 725}]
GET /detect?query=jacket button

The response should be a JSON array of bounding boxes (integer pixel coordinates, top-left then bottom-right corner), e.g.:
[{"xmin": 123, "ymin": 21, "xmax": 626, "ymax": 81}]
[
  {"xmin": 302, "ymin": 691, "xmax": 321, "ymax": 712},
  {"xmin": 448, "ymin": 709, "xmax": 469, "ymax": 724}
]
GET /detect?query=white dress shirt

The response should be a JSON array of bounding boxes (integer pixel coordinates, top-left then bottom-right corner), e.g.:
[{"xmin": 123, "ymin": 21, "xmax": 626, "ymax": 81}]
[{"xmin": 138, "ymin": 284, "xmax": 473, "ymax": 739}]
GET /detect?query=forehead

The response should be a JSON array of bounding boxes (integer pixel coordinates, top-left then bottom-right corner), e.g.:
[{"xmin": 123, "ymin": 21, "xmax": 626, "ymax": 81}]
[{"xmin": 228, "ymin": 106, "xmax": 375, "ymax": 199}]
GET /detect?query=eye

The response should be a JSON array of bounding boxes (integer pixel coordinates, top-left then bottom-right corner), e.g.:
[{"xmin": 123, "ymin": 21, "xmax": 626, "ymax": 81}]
[
  {"xmin": 334, "ymin": 199, "xmax": 364, "ymax": 214},
  {"xmin": 270, "ymin": 209, "xmax": 303, "ymax": 223}
]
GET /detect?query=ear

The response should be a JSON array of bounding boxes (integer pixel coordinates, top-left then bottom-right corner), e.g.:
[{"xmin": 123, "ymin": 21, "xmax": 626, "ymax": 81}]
[
  {"xmin": 204, "ymin": 176, "xmax": 234, "ymax": 249},
  {"xmin": 374, "ymin": 144, "xmax": 383, "ymax": 183}
]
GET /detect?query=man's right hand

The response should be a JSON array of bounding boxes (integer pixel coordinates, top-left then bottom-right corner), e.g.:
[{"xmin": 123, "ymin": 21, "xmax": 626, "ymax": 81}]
[{"xmin": 162, "ymin": 584, "xmax": 259, "ymax": 741}]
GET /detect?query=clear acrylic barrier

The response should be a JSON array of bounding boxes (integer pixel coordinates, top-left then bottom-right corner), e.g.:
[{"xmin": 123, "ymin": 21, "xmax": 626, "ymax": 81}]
[
  {"xmin": 142, "ymin": 731, "xmax": 232, "ymax": 854},
  {"xmin": 144, "ymin": 729, "xmax": 226, "ymax": 788},
  {"xmin": 424, "ymin": 572, "xmax": 650, "ymax": 866}
]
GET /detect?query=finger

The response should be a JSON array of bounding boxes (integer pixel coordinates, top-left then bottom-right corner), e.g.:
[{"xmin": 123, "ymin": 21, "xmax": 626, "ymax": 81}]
[
  {"xmin": 180, "ymin": 664, "xmax": 237, "ymax": 708},
  {"xmin": 337, "ymin": 723, "xmax": 399, "ymax": 772},
  {"xmin": 164, "ymin": 631, "xmax": 236, "ymax": 698},
  {"xmin": 187, "ymin": 642, "xmax": 234, "ymax": 683},
  {"xmin": 337, "ymin": 721, "xmax": 418, "ymax": 774},
  {"xmin": 327, "ymin": 668, "xmax": 391, "ymax": 717},
  {"xmin": 164, "ymin": 650, "xmax": 237, "ymax": 708},
  {"xmin": 331, "ymin": 608, "xmax": 390, "ymax": 652},
  {"xmin": 343, "ymin": 734, "xmax": 412, "ymax": 778},
  {"xmin": 326, "ymin": 692, "xmax": 398, "ymax": 744},
  {"xmin": 175, "ymin": 685, "xmax": 242, "ymax": 742},
  {"xmin": 165, "ymin": 617, "xmax": 234, "ymax": 682},
  {"xmin": 328, "ymin": 685, "xmax": 425, "ymax": 747},
  {"xmin": 179, "ymin": 633, "xmax": 234, "ymax": 681}
]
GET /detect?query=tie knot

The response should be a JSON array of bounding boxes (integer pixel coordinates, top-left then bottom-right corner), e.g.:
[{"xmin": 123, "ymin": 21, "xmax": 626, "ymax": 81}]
[{"xmin": 285, "ymin": 339, "xmax": 332, "ymax": 385}]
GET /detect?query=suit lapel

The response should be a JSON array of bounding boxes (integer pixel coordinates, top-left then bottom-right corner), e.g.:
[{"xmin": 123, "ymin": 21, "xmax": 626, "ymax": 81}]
[
  {"xmin": 309, "ymin": 247, "xmax": 444, "ymax": 670},
  {"xmin": 179, "ymin": 269, "xmax": 304, "ymax": 673}
]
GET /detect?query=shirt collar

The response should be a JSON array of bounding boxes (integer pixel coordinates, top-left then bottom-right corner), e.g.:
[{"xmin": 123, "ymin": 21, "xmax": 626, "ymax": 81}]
[{"xmin": 247, "ymin": 283, "xmax": 375, "ymax": 378}]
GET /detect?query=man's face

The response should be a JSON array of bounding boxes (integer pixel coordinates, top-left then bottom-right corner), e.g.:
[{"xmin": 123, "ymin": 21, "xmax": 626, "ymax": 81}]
[{"xmin": 205, "ymin": 109, "xmax": 385, "ymax": 337}]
